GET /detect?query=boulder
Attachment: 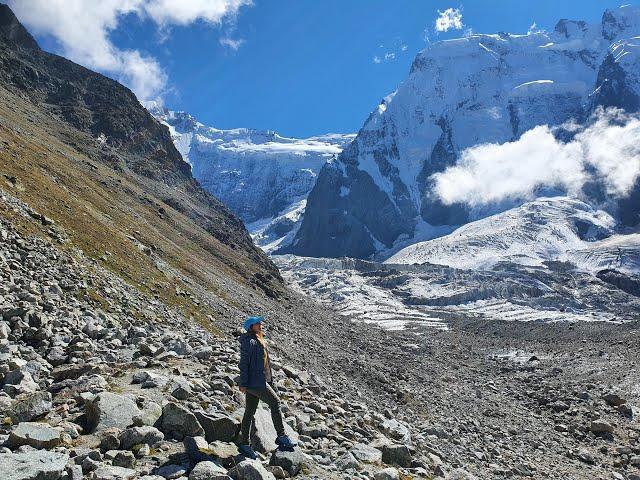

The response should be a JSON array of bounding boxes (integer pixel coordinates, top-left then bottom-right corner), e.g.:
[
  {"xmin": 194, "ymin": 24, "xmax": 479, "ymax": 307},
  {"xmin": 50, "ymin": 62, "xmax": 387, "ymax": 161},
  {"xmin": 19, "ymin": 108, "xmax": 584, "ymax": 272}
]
[
  {"xmin": 159, "ymin": 402, "xmax": 204, "ymax": 440},
  {"xmin": 228, "ymin": 460, "xmax": 276, "ymax": 480},
  {"xmin": 374, "ymin": 467, "xmax": 400, "ymax": 480},
  {"xmin": 247, "ymin": 405, "xmax": 298, "ymax": 453},
  {"xmin": 7, "ymin": 422, "xmax": 65, "ymax": 449},
  {"xmin": 196, "ymin": 412, "xmax": 239, "ymax": 442},
  {"xmin": 85, "ymin": 392, "xmax": 140, "ymax": 432},
  {"xmin": 155, "ymin": 464, "xmax": 188, "ymax": 479},
  {"xmin": 0, "ymin": 450, "xmax": 69, "ymax": 480},
  {"xmin": 381, "ymin": 444, "xmax": 412, "ymax": 468},
  {"xmin": 90, "ymin": 465, "xmax": 137, "ymax": 480},
  {"xmin": 350, "ymin": 442, "xmax": 383, "ymax": 464},
  {"xmin": 133, "ymin": 401, "xmax": 162, "ymax": 427},
  {"xmin": 590, "ymin": 420, "xmax": 614, "ymax": 434},
  {"xmin": 602, "ymin": 392, "xmax": 627, "ymax": 407},
  {"xmin": 189, "ymin": 461, "xmax": 229, "ymax": 480},
  {"xmin": 184, "ymin": 436, "xmax": 210, "ymax": 461},
  {"xmin": 9, "ymin": 391, "xmax": 52, "ymax": 423},
  {"xmin": 119, "ymin": 426, "xmax": 164, "ymax": 450},
  {"xmin": 446, "ymin": 469, "xmax": 479, "ymax": 480},
  {"xmin": 206, "ymin": 441, "xmax": 240, "ymax": 460},
  {"xmin": 269, "ymin": 448, "xmax": 311, "ymax": 476},
  {"xmin": 335, "ymin": 451, "xmax": 360, "ymax": 471}
]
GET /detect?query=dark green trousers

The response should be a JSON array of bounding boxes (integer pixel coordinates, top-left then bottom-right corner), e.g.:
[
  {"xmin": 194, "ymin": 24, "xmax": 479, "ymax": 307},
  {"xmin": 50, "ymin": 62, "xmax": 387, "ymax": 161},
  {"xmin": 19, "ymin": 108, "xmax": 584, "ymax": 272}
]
[{"xmin": 239, "ymin": 384, "xmax": 285, "ymax": 444}]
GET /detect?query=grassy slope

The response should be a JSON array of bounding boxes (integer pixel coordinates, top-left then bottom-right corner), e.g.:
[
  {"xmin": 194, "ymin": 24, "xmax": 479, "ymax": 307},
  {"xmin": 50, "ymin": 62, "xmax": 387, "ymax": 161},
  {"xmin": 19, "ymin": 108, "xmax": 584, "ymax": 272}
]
[{"xmin": 0, "ymin": 85, "xmax": 285, "ymax": 330}]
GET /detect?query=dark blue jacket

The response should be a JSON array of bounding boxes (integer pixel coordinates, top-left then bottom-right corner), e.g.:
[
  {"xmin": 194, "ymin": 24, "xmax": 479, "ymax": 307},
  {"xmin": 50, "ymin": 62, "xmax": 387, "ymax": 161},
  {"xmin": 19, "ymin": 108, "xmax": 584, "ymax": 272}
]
[{"xmin": 239, "ymin": 333, "xmax": 268, "ymax": 389}]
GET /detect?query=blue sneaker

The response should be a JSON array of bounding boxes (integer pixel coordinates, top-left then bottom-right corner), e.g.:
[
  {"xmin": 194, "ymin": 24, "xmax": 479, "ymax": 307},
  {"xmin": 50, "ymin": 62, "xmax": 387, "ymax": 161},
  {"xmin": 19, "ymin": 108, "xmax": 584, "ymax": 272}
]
[
  {"xmin": 238, "ymin": 444, "xmax": 257, "ymax": 459},
  {"xmin": 275, "ymin": 435, "xmax": 296, "ymax": 450}
]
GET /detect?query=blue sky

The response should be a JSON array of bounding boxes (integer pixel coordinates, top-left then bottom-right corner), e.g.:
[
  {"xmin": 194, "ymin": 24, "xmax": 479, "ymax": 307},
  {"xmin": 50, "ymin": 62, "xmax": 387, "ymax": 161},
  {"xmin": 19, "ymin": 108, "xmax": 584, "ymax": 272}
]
[{"xmin": 13, "ymin": 0, "xmax": 634, "ymax": 138}]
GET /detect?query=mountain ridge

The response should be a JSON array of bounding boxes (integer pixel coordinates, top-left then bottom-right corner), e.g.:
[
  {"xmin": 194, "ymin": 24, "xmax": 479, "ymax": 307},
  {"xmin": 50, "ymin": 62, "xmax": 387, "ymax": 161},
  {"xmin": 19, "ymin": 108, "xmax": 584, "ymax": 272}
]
[{"xmin": 286, "ymin": 5, "xmax": 640, "ymax": 259}]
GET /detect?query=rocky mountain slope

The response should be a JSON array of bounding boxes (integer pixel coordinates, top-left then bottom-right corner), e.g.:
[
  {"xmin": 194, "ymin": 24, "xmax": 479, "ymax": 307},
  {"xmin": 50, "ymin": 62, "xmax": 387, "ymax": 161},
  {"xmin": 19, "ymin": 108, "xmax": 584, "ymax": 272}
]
[
  {"xmin": 147, "ymin": 104, "xmax": 354, "ymax": 252},
  {"xmin": 287, "ymin": 5, "xmax": 640, "ymax": 259}
]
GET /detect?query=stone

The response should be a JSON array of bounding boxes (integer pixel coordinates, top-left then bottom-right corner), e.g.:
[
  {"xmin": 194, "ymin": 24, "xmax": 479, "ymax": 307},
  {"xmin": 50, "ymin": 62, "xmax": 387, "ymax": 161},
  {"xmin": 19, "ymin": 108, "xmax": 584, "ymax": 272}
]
[
  {"xmin": 119, "ymin": 426, "xmax": 164, "ymax": 450},
  {"xmin": 206, "ymin": 441, "xmax": 240, "ymax": 459},
  {"xmin": 335, "ymin": 451, "xmax": 360, "ymax": 471},
  {"xmin": 445, "ymin": 469, "xmax": 479, "ymax": 480},
  {"xmin": 184, "ymin": 436, "xmax": 209, "ymax": 461},
  {"xmin": 113, "ymin": 450, "xmax": 136, "ymax": 468},
  {"xmin": 159, "ymin": 402, "xmax": 204, "ymax": 440},
  {"xmin": 189, "ymin": 461, "xmax": 229, "ymax": 480},
  {"xmin": 374, "ymin": 467, "xmax": 400, "ymax": 480},
  {"xmin": 9, "ymin": 391, "xmax": 52, "ymax": 423},
  {"xmin": 577, "ymin": 448, "xmax": 595, "ymax": 464},
  {"xmin": 85, "ymin": 392, "xmax": 140, "ymax": 432},
  {"xmin": 381, "ymin": 444, "xmax": 412, "ymax": 468},
  {"xmin": 602, "ymin": 392, "xmax": 627, "ymax": 407},
  {"xmin": 100, "ymin": 432, "xmax": 121, "ymax": 451},
  {"xmin": 0, "ymin": 450, "xmax": 69, "ymax": 480},
  {"xmin": 269, "ymin": 448, "xmax": 311, "ymax": 476},
  {"xmin": 133, "ymin": 401, "xmax": 162, "ymax": 427},
  {"xmin": 7, "ymin": 422, "xmax": 65, "ymax": 449},
  {"xmin": 90, "ymin": 465, "xmax": 137, "ymax": 480},
  {"xmin": 590, "ymin": 420, "xmax": 614, "ymax": 434},
  {"xmin": 155, "ymin": 464, "xmax": 188, "ymax": 479},
  {"xmin": 196, "ymin": 412, "xmax": 239, "ymax": 442},
  {"xmin": 381, "ymin": 419, "xmax": 411, "ymax": 442},
  {"xmin": 228, "ymin": 459, "xmax": 277, "ymax": 480},
  {"xmin": 350, "ymin": 442, "xmax": 383, "ymax": 464},
  {"xmin": 247, "ymin": 405, "xmax": 298, "ymax": 453}
]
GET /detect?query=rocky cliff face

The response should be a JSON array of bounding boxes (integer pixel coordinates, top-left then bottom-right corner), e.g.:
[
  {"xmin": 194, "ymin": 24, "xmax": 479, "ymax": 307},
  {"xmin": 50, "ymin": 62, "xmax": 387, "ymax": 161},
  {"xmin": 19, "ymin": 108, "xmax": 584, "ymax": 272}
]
[
  {"xmin": 287, "ymin": 5, "xmax": 640, "ymax": 259},
  {"xmin": 147, "ymin": 104, "xmax": 354, "ymax": 252}
]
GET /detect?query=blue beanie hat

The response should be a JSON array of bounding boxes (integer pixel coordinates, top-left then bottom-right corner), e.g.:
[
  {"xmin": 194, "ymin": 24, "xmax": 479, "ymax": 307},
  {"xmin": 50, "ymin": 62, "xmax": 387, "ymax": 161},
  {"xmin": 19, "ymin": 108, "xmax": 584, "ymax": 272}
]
[{"xmin": 243, "ymin": 316, "xmax": 264, "ymax": 332}]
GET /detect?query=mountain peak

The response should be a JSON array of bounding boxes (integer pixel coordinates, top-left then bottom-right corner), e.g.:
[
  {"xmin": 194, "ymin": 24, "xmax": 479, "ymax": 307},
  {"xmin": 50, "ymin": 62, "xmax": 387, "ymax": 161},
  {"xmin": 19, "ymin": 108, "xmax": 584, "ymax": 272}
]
[{"xmin": 0, "ymin": 4, "xmax": 39, "ymax": 51}]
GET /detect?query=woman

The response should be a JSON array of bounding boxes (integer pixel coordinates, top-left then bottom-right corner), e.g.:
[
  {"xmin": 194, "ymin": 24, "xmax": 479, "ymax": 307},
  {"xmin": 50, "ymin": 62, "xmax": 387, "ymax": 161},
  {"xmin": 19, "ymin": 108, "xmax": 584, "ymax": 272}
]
[{"xmin": 237, "ymin": 315, "xmax": 296, "ymax": 459}]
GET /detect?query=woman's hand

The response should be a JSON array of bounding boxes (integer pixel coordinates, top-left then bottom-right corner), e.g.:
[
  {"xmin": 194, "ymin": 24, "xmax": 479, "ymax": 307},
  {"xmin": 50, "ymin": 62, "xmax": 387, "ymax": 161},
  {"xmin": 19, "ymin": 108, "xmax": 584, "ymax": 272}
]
[{"xmin": 240, "ymin": 386, "xmax": 247, "ymax": 393}]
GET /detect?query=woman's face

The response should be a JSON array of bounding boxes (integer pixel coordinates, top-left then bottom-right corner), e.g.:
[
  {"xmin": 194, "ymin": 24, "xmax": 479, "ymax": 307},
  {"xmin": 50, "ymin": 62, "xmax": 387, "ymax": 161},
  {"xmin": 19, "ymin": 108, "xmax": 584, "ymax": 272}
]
[{"xmin": 252, "ymin": 322, "xmax": 262, "ymax": 333}]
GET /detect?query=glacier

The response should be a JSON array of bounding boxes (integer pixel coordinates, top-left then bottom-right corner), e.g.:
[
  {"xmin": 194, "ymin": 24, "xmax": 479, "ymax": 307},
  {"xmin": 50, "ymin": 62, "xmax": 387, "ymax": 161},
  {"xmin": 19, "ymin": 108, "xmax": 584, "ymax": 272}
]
[{"xmin": 145, "ymin": 103, "xmax": 354, "ymax": 251}]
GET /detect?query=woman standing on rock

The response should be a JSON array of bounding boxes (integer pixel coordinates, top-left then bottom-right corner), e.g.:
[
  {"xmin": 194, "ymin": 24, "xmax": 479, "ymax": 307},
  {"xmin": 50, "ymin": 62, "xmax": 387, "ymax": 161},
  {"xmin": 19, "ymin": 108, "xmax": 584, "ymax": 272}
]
[{"xmin": 237, "ymin": 315, "xmax": 296, "ymax": 459}]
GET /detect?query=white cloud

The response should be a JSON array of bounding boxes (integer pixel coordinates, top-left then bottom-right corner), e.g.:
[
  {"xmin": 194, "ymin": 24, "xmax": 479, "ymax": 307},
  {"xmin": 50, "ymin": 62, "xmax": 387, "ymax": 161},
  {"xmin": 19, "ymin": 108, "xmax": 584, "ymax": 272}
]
[
  {"xmin": 373, "ymin": 55, "xmax": 382, "ymax": 64},
  {"xmin": 8, "ymin": 0, "xmax": 251, "ymax": 101},
  {"xmin": 384, "ymin": 52, "xmax": 395, "ymax": 61},
  {"xmin": 400, "ymin": 44, "xmax": 408, "ymax": 52},
  {"xmin": 435, "ymin": 8, "xmax": 464, "ymax": 33},
  {"xmin": 432, "ymin": 109, "xmax": 640, "ymax": 206},
  {"xmin": 219, "ymin": 37, "xmax": 244, "ymax": 50}
]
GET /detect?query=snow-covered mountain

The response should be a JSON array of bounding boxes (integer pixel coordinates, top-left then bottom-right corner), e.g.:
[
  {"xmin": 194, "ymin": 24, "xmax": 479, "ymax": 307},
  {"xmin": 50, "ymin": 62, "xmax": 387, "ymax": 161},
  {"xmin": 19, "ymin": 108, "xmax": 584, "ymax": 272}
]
[
  {"xmin": 286, "ymin": 6, "xmax": 640, "ymax": 259},
  {"xmin": 145, "ymin": 103, "xmax": 354, "ymax": 251}
]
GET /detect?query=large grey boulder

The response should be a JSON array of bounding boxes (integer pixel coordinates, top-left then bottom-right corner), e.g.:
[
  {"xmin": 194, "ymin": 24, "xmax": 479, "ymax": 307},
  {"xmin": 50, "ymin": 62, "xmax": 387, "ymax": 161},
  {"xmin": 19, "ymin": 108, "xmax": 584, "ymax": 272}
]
[
  {"xmin": 195, "ymin": 412, "xmax": 239, "ymax": 442},
  {"xmin": 90, "ymin": 465, "xmax": 137, "ymax": 480},
  {"xmin": 159, "ymin": 402, "xmax": 204, "ymax": 440},
  {"xmin": 446, "ymin": 469, "xmax": 479, "ymax": 480},
  {"xmin": 189, "ymin": 461, "xmax": 229, "ymax": 480},
  {"xmin": 350, "ymin": 442, "xmax": 383, "ymax": 464},
  {"xmin": 228, "ymin": 460, "xmax": 276, "ymax": 480},
  {"xmin": 85, "ymin": 392, "xmax": 140, "ymax": 432},
  {"xmin": 381, "ymin": 444, "xmax": 412, "ymax": 468},
  {"xmin": 246, "ymin": 405, "xmax": 298, "ymax": 453},
  {"xmin": 7, "ymin": 422, "xmax": 65, "ymax": 449},
  {"xmin": 269, "ymin": 449, "xmax": 311, "ymax": 476},
  {"xmin": 335, "ymin": 451, "xmax": 360, "ymax": 471},
  {"xmin": 374, "ymin": 467, "xmax": 400, "ymax": 480},
  {"xmin": 9, "ymin": 391, "xmax": 52, "ymax": 423},
  {"xmin": 119, "ymin": 426, "xmax": 164, "ymax": 450},
  {"xmin": 0, "ymin": 450, "xmax": 69, "ymax": 480}
]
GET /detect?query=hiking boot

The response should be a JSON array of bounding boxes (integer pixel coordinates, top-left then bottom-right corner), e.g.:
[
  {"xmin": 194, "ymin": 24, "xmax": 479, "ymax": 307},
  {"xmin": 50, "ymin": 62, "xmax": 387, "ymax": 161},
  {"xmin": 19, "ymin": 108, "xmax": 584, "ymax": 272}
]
[
  {"xmin": 238, "ymin": 443, "xmax": 257, "ymax": 459},
  {"xmin": 275, "ymin": 435, "xmax": 296, "ymax": 450}
]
